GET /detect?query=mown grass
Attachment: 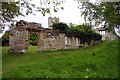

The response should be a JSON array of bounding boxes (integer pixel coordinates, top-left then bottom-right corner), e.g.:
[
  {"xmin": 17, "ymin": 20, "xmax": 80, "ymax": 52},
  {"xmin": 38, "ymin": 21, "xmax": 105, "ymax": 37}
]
[{"xmin": 2, "ymin": 39, "xmax": 119, "ymax": 78}]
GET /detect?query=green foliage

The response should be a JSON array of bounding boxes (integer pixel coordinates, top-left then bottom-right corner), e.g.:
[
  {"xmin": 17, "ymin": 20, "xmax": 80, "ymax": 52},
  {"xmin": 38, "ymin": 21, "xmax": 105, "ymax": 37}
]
[
  {"xmin": 72, "ymin": 23, "xmax": 93, "ymax": 32},
  {"xmin": 1, "ymin": 0, "xmax": 64, "ymax": 33},
  {"xmin": 2, "ymin": 2, "xmax": 20, "ymax": 22},
  {"xmin": 53, "ymin": 22, "xmax": 102, "ymax": 44},
  {"xmin": 79, "ymin": 1, "xmax": 120, "ymax": 32},
  {"xmin": 52, "ymin": 22, "xmax": 69, "ymax": 33},
  {"xmin": 2, "ymin": 31, "xmax": 9, "ymax": 41},
  {"xmin": 2, "ymin": 40, "xmax": 119, "ymax": 78},
  {"xmin": 71, "ymin": 24, "xmax": 102, "ymax": 44},
  {"xmin": 1, "ymin": 0, "xmax": 64, "ymax": 22},
  {"xmin": 29, "ymin": 33, "xmax": 38, "ymax": 46}
]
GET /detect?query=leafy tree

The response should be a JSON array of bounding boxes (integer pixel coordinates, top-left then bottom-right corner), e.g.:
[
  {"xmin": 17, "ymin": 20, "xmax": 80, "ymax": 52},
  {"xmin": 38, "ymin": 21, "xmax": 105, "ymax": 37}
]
[
  {"xmin": 1, "ymin": 2, "xmax": 21, "ymax": 22},
  {"xmin": 71, "ymin": 23, "xmax": 93, "ymax": 32},
  {"xmin": 52, "ymin": 22, "xmax": 69, "ymax": 33},
  {"xmin": 69, "ymin": 23, "xmax": 102, "ymax": 44},
  {"xmin": 77, "ymin": 1, "xmax": 120, "ymax": 32},
  {"xmin": 2, "ymin": 31, "xmax": 9, "ymax": 41},
  {"xmin": 53, "ymin": 22, "xmax": 102, "ymax": 45},
  {"xmin": 0, "ymin": 0, "xmax": 64, "ymax": 33}
]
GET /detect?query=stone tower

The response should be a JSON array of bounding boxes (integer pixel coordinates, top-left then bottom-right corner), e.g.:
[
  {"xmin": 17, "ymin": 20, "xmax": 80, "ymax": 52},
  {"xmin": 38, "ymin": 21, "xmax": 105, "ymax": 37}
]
[{"xmin": 48, "ymin": 17, "xmax": 59, "ymax": 29}]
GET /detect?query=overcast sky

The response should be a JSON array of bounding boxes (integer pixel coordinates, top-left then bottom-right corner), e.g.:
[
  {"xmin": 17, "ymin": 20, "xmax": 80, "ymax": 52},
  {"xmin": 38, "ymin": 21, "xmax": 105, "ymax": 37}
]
[
  {"xmin": 0, "ymin": 0, "xmax": 119, "ymax": 37},
  {"xmin": 1, "ymin": 0, "xmax": 85, "ymax": 37},
  {"xmin": 13, "ymin": 0, "xmax": 85, "ymax": 28}
]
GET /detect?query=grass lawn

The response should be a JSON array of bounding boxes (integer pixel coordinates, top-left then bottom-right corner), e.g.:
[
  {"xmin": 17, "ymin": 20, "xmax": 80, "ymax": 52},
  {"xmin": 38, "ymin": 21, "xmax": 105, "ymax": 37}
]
[{"xmin": 2, "ymin": 40, "xmax": 119, "ymax": 78}]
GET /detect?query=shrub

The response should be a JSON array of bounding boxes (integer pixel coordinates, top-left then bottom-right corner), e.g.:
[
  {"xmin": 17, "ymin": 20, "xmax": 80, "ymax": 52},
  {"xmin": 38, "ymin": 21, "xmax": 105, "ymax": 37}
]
[{"xmin": 52, "ymin": 23, "xmax": 102, "ymax": 45}]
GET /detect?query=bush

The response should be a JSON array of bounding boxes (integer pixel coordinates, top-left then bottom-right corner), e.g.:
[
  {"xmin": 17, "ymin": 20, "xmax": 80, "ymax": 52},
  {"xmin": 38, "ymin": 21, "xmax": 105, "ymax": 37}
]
[
  {"xmin": 52, "ymin": 22, "xmax": 69, "ymax": 33},
  {"xmin": 52, "ymin": 23, "xmax": 102, "ymax": 45}
]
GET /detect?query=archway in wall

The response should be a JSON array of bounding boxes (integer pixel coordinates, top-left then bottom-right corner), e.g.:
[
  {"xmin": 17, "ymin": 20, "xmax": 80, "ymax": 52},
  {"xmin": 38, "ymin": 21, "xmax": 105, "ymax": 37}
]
[{"xmin": 28, "ymin": 33, "xmax": 38, "ymax": 53}]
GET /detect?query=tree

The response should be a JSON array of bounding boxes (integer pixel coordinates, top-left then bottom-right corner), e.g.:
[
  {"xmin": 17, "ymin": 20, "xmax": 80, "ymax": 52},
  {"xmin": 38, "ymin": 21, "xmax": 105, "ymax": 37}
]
[
  {"xmin": 77, "ymin": 1, "xmax": 120, "ymax": 32},
  {"xmin": 52, "ymin": 22, "xmax": 69, "ymax": 33},
  {"xmin": 69, "ymin": 23, "xmax": 102, "ymax": 44},
  {"xmin": 29, "ymin": 33, "xmax": 38, "ymax": 46},
  {"xmin": 1, "ymin": 2, "xmax": 21, "ymax": 22},
  {"xmin": 0, "ymin": 0, "xmax": 64, "ymax": 33},
  {"xmin": 71, "ymin": 23, "xmax": 93, "ymax": 32},
  {"xmin": 2, "ymin": 31, "xmax": 9, "ymax": 41}
]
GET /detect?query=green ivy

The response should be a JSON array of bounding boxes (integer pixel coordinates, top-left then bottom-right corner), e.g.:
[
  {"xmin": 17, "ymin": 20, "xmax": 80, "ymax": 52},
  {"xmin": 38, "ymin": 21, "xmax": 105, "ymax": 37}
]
[{"xmin": 52, "ymin": 23, "xmax": 102, "ymax": 45}]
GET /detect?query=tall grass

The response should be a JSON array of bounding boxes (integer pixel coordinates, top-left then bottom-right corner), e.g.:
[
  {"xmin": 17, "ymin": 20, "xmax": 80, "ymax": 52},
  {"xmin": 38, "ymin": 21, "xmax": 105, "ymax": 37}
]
[{"xmin": 2, "ymin": 40, "xmax": 119, "ymax": 78}]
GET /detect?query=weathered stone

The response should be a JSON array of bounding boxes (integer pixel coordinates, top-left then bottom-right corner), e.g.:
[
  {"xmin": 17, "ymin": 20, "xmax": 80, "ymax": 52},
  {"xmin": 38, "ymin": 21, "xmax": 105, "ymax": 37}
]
[
  {"xmin": 9, "ymin": 20, "xmax": 81, "ymax": 53},
  {"xmin": 95, "ymin": 27, "xmax": 118, "ymax": 40}
]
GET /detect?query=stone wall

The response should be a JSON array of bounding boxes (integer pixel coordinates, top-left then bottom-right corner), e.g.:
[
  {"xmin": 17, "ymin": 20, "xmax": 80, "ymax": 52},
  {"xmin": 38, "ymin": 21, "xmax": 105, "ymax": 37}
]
[
  {"xmin": 37, "ymin": 32, "xmax": 66, "ymax": 51},
  {"xmin": 105, "ymin": 31, "xmax": 118, "ymax": 40},
  {"xmin": 9, "ymin": 20, "xmax": 42, "ymax": 53},
  {"xmin": 9, "ymin": 27, "xmax": 29, "ymax": 53},
  {"xmin": 9, "ymin": 20, "xmax": 87, "ymax": 53},
  {"xmin": 95, "ymin": 27, "xmax": 118, "ymax": 40}
]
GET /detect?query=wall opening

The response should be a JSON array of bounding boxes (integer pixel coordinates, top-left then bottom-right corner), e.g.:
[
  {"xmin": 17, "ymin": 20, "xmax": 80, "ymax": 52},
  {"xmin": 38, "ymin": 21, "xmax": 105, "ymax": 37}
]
[{"xmin": 28, "ymin": 33, "xmax": 38, "ymax": 53}]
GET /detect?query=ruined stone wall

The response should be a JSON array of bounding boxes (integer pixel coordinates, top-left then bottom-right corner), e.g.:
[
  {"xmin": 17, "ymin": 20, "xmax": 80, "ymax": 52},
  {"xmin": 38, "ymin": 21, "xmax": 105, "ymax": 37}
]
[
  {"xmin": 105, "ymin": 31, "xmax": 118, "ymax": 40},
  {"xmin": 37, "ymin": 31, "xmax": 66, "ymax": 51},
  {"xmin": 9, "ymin": 20, "xmax": 42, "ymax": 53},
  {"xmin": 9, "ymin": 27, "xmax": 29, "ymax": 53},
  {"xmin": 9, "ymin": 20, "xmax": 81, "ymax": 53},
  {"xmin": 58, "ymin": 33, "xmax": 66, "ymax": 49}
]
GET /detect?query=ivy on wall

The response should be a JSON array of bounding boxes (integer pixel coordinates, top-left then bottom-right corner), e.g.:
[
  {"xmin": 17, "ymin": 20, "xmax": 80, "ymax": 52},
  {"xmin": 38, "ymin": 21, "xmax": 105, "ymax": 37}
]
[{"xmin": 52, "ymin": 22, "xmax": 102, "ymax": 45}]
